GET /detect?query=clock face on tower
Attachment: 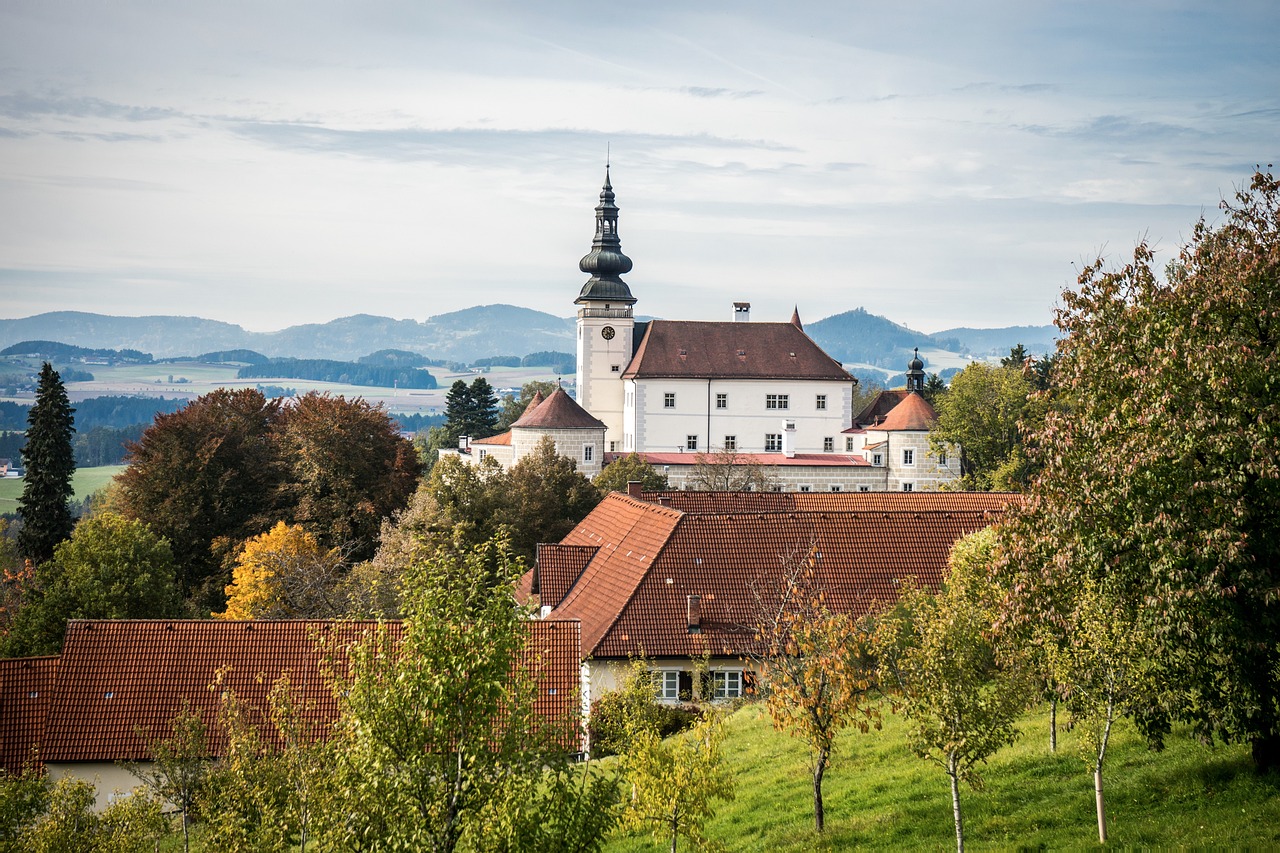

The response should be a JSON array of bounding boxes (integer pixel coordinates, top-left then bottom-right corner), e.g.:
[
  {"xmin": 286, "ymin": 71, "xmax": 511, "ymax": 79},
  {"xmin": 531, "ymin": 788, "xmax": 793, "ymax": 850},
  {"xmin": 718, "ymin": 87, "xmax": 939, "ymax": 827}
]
[{"xmin": 601, "ymin": 326, "xmax": 616, "ymax": 340}]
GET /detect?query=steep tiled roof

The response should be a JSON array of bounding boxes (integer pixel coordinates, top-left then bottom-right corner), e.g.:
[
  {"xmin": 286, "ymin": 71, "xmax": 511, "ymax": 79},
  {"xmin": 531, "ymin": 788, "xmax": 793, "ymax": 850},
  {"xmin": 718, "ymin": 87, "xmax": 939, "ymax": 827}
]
[
  {"xmin": 0, "ymin": 656, "xmax": 57, "ymax": 772},
  {"xmin": 546, "ymin": 492, "xmax": 1013, "ymax": 659},
  {"xmin": 548, "ymin": 494, "xmax": 685, "ymax": 654},
  {"xmin": 535, "ymin": 544, "xmax": 600, "ymax": 610},
  {"xmin": 41, "ymin": 618, "xmax": 582, "ymax": 762},
  {"xmin": 621, "ymin": 320, "xmax": 853, "ymax": 381},
  {"xmin": 607, "ymin": 452, "xmax": 871, "ymax": 468},
  {"xmin": 876, "ymin": 392, "xmax": 937, "ymax": 431},
  {"xmin": 854, "ymin": 389, "xmax": 910, "ymax": 427},
  {"xmin": 511, "ymin": 388, "xmax": 606, "ymax": 430}
]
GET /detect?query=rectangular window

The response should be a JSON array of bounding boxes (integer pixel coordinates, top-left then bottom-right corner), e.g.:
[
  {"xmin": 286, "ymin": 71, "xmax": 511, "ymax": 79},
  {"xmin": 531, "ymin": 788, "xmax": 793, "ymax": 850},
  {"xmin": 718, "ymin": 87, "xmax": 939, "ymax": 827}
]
[
  {"xmin": 859, "ymin": 485, "xmax": 870, "ymax": 492},
  {"xmin": 609, "ymin": 441, "xmax": 617, "ymax": 452},
  {"xmin": 799, "ymin": 485, "xmax": 811, "ymax": 493},
  {"xmin": 724, "ymin": 435, "xmax": 737, "ymax": 451},
  {"xmin": 815, "ymin": 394, "xmax": 827, "ymax": 410},
  {"xmin": 903, "ymin": 482, "xmax": 914, "ymax": 492},
  {"xmin": 872, "ymin": 453, "xmax": 883, "ymax": 466},
  {"xmin": 653, "ymin": 670, "xmax": 680, "ymax": 701},
  {"xmin": 715, "ymin": 393, "xmax": 727, "ymax": 409},
  {"xmin": 830, "ymin": 485, "xmax": 842, "ymax": 492},
  {"xmin": 664, "ymin": 393, "xmax": 676, "ymax": 409},
  {"xmin": 823, "ymin": 437, "xmax": 834, "ymax": 453},
  {"xmin": 765, "ymin": 433, "xmax": 783, "ymax": 452},
  {"xmin": 477, "ymin": 449, "xmax": 487, "ymax": 460},
  {"xmin": 712, "ymin": 670, "xmax": 743, "ymax": 700},
  {"xmin": 766, "ymin": 394, "xmax": 789, "ymax": 410},
  {"xmin": 937, "ymin": 449, "xmax": 946, "ymax": 466},
  {"xmin": 583, "ymin": 445, "xmax": 594, "ymax": 462},
  {"xmin": 846, "ymin": 436, "xmax": 855, "ymax": 452},
  {"xmin": 686, "ymin": 435, "xmax": 698, "ymax": 451},
  {"xmin": 903, "ymin": 449, "xmax": 915, "ymax": 466},
  {"xmin": 611, "ymin": 364, "xmax": 620, "ymax": 372}
]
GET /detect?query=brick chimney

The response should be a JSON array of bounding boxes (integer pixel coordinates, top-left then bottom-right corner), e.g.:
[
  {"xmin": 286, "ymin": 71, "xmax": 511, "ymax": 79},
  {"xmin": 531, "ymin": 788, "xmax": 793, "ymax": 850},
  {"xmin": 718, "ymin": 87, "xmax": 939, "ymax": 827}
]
[
  {"xmin": 687, "ymin": 594, "xmax": 701, "ymax": 633},
  {"xmin": 627, "ymin": 480, "xmax": 643, "ymax": 499}
]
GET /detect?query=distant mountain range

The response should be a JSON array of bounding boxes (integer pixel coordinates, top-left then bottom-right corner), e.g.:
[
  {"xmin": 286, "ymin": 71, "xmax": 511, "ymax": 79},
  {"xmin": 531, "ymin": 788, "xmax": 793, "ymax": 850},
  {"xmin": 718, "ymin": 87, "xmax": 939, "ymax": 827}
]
[{"xmin": 0, "ymin": 307, "xmax": 1055, "ymax": 369}]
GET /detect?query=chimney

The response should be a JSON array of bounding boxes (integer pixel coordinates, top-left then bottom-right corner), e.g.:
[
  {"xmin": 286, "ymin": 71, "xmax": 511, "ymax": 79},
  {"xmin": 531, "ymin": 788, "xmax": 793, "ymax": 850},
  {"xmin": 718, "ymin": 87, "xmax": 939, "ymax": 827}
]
[
  {"xmin": 782, "ymin": 420, "xmax": 796, "ymax": 459},
  {"xmin": 733, "ymin": 302, "xmax": 751, "ymax": 322},
  {"xmin": 458, "ymin": 435, "xmax": 470, "ymax": 453},
  {"xmin": 626, "ymin": 480, "xmax": 643, "ymax": 499},
  {"xmin": 687, "ymin": 595, "xmax": 701, "ymax": 633}
]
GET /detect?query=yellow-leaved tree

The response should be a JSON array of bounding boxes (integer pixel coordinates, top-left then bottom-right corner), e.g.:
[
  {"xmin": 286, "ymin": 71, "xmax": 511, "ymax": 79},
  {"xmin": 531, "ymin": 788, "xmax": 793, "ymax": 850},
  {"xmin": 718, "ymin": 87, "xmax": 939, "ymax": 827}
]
[{"xmin": 217, "ymin": 522, "xmax": 345, "ymax": 620}]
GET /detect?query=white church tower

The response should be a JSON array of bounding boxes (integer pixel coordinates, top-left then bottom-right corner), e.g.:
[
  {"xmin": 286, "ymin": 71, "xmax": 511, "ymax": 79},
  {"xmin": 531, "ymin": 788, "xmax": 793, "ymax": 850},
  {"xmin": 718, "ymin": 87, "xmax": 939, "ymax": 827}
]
[{"xmin": 574, "ymin": 167, "xmax": 634, "ymax": 451}]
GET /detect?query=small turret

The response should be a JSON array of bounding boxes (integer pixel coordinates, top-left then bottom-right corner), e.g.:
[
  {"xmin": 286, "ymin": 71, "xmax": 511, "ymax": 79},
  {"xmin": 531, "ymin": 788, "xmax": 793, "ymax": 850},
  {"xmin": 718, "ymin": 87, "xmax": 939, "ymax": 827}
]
[
  {"xmin": 906, "ymin": 347, "xmax": 926, "ymax": 393},
  {"xmin": 575, "ymin": 166, "xmax": 635, "ymax": 306}
]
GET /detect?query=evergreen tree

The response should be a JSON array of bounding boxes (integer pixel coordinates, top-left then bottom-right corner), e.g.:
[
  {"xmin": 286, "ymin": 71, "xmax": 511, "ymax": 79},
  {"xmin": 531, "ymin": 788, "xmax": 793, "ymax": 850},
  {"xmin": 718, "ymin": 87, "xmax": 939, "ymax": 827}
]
[
  {"xmin": 17, "ymin": 363, "xmax": 76, "ymax": 564},
  {"xmin": 442, "ymin": 377, "xmax": 501, "ymax": 443}
]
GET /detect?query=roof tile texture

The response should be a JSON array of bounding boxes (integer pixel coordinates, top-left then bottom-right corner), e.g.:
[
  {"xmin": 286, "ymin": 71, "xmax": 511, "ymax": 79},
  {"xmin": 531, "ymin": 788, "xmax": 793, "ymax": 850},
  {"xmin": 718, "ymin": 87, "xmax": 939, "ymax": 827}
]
[
  {"xmin": 622, "ymin": 320, "xmax": 853, "ymax": 381},
  {"xmin": 41, "ymin": 618, "xmax": 581, "ymax": 762},
  {"xmin": 875, "ymin": 391, "xmax": 938, "ymax": 431},
  {"xmin": 0, "ymin": 655, "xmax": 57, "ymax": 772},
  {"xmin": 511, "ymin": 388, "xmax": 606, "ymax": 430},
  {"xmin": 535, "ymin": 544, "xmax": 600, "ymax": 609}
]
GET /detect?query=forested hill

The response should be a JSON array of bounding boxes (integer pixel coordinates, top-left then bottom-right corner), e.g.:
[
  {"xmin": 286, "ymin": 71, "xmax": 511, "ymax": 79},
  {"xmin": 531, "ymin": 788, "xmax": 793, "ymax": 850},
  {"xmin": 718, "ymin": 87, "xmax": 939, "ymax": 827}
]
[{"xmin": 0, "ymin": 306, "xmax": 1053, "ymax": 366}]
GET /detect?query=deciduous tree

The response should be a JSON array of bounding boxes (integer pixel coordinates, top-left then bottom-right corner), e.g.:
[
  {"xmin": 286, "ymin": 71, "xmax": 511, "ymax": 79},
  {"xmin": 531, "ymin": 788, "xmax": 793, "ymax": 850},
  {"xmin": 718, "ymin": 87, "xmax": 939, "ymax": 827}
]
[
  {"xmin": 17, "ymin": 363, "xmax": 75, "ymax": 565},
  {"xmin": 687, "ymin": 446, "xmax": 775, "ymax": 492},
  {"xmin": 218, "ymin": 521, "xmax": 346, "ymax": 620},
  {"xmin": 929, "ymin": 363, "xmax": 1035, "ymax": 491},
  {"xmin": 130, "ymin": 702, "xmax": 211, "ymax": 853},
  {"xmin": 594, "ymin": 452, "xmax": 670, "ymax": 494},
  {"xmin": 500, "ymin": 436, "xmax": 601, "ymax": 562}
]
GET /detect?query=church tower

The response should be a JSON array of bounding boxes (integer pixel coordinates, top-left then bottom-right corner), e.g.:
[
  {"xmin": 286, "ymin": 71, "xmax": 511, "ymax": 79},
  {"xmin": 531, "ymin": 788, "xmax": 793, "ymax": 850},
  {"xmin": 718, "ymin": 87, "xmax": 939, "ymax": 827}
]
[{"xmin": 574, "ymin": 166, "xmax": 634, "ymax": 449}]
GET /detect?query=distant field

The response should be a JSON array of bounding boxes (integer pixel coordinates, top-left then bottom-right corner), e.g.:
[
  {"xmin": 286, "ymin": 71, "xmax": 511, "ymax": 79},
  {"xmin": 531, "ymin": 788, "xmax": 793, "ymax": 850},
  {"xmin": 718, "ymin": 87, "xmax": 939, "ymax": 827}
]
[{"xmin": 0, "ymin": 465, "xmax": 125, "ymax": 513}]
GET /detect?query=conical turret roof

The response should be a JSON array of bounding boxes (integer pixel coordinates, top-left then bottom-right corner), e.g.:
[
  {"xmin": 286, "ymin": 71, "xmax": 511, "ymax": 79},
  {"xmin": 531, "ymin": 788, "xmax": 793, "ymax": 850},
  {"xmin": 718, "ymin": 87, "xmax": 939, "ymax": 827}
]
[{"xmin": 511, "ymin": 388, "xmax": 606, "ymax": 430}]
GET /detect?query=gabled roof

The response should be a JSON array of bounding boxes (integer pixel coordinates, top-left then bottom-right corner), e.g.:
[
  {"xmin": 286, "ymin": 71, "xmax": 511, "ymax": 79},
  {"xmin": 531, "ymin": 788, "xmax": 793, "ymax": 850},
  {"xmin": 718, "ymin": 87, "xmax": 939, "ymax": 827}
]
[
  {"xmin": 0, "ymin": 655, "xmax": 57, "ymax": 773},
  {"xmin": 546, "ymin": 492, "xmax": 1013, "ymax": 659},
  {"xmin": 533, "ymin": 544, "xmax": 599, "ymax": 609},
  {"xmin": 854, "ymin": 389, "xmax": 910, "ymax": 427},
  {"xmin": 40, "ymin": 618, "xmax": 582, "ymax": 762},
  {"xmin": 511, "ymin": 388, "xmax": 606, "ymax": 430},
  {"xmin": 621, "ymin": 320, "xmax": 853, "ymax": 381},
  {"xmin": 876, "ymin": 391, "xmax": 937, "ymax": 431}
]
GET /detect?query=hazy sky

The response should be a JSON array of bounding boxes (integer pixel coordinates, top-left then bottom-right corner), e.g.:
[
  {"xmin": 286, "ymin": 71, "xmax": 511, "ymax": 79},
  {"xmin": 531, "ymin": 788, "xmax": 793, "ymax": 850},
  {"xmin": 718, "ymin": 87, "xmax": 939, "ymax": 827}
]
[{"xmin": 1, "ymin": 2, "xmax": 1276, "ymax": 333}]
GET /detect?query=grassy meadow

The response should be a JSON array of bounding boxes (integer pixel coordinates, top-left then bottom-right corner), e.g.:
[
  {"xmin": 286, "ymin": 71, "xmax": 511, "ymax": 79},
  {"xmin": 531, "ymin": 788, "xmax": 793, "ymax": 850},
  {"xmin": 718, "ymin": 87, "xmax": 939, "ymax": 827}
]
[
  {"xmin": 0, "ymin": 465, "xmax": 124, "ymax": 514},
  {"xmin": 602, "ymin": 702, "xmax": 1280, "ymax": 852}
]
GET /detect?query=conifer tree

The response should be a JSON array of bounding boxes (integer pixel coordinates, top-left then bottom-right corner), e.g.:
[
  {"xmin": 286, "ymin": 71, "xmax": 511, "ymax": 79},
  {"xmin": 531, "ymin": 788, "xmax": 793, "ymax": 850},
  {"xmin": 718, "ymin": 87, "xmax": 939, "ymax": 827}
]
[{"xmin": 17, "ymin": 363, "xmax": 76, "ymax": 564}]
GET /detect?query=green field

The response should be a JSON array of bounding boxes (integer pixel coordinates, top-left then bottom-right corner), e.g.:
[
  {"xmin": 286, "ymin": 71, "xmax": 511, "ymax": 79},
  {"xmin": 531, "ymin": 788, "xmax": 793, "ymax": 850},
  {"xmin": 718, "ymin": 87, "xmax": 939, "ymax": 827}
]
[
  {"xmin": 0, "ymin": 465, "xmax": 125, "ymax": 513},
  {"xmin": 601, "ymin": 702, "xmax": 1280, "ymax": 852}
]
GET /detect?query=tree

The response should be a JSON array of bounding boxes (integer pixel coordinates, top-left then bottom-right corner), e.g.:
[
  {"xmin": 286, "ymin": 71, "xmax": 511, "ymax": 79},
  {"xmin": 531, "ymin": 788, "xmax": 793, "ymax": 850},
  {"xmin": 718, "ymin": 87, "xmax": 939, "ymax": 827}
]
[
  {"xmin": 218, "ymin": 521, "xmax": 346, "ymax": 620},
  {"xmin": 999, "ymin": 171, "xmax": 1280, "ymax": 771},
  {"xmin": 496, "ymin": 380, "xmax": 559, "ymax": 431},
  {"xmin": 130, "ymin": 703, "xmax": 211, "ymax": 853},
  {"xmin": 1049, "ymin": 579, "xmax": 1154, "ymax": 843},
  {"xmin": 749, "ymin": 545, "xmax": 879, "ymax": 832},
  {"xmin": 686, "ymin": 446, "xmax": 775, "ymax": 492},
  {"xmin": 17, "ymin": 363, "xmax": 75, "ymax": 565},
  {"xmin": 2, "ymin": 512, "xmax": 179, "ymax": 656},
  {"xmin": 116, "ymin": 388, "xmax": 285, "ymax": 608},
  {"xmin": 922, "ymin": 372, "xmax": 948, "ymax": 405},
  {"xmin": 500, "ymin": 436, "xmax": 602, "ymax": 562},
  {"xmin": 272, "ymin": 392, "xmax": 422, "ymax": 561},
  {"xmin": 875, "ymin": 529, "xmax": 1029, "ymax": 853},
  {"xmin": 929, "ymin": 362, "xmax": 1036, "ymax": 491},
  {"xmin": 21, "ymin": 776, "xmax": 166, "ymax": 853},
  {"xmin": 618, "ymin": 702, "xmax": 735, "ymax": 853},
  {"xmin": 322, "ymin": 538, "xmax": 550, "ymax": 852},
  {"xmin": 441, "ymin": 377, "xmax": 500, "ymax": 444},
  {"xmin": 594, "ymin": 452, "xmax": 670, "ymax": 494}
]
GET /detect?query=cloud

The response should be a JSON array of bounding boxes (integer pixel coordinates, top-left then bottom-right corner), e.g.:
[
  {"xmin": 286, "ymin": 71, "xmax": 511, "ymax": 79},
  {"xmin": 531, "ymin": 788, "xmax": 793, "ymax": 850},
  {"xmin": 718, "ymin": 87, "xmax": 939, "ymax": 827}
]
[
  {"xmin": 678, "ymin": 86, "xmax": 764, "ymax": 99},
  {"xmin": 0, "ymin": 92, "xmax": 179, "ymax": 122},
  {"xmin": 1019, "ymin": 115, "xmax": 1204, "ymax": 142}
]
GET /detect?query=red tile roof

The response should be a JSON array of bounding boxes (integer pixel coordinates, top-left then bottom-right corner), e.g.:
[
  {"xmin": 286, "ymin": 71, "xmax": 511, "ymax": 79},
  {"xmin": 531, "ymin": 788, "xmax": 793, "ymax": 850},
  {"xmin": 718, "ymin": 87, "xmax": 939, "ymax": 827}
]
[
  {"xmin": 633, "ymin": 491, "xmax": 1016, "ymax": 515},
  {"xmin": 546, "ymin": 492, "xmax": 1013, "ymax": 659},
  {"xmin": 854, "ymin": 389, "xmax": 910, "ymax": 426},
  {"xmin": 473, "ymin": 431, "xmax": 512, "ymax": 446},
  {"xmin": 534, "ymin": 544, "xmax": 600, "ymax": 609},
  {"xmin": 621, "ymin": 320, "xmax": 853, "ymax": 381},
  {"xmin": 40, "ymin": 618, "xmax": 582, "ymax": 762},
  {"xmin": 608, "ymin": 452, "xmax": 871, "ymax": 468},
  {"xmin": 876, "ymin": 391, "xmax": 937, "ymax": 431},
  {"xmin": 511, "ymin": 388, "xmax": 606, "ymax": 430},
  {"xmin": 0, "ymin": 655, "xmax": 57, "ymax": 772}
]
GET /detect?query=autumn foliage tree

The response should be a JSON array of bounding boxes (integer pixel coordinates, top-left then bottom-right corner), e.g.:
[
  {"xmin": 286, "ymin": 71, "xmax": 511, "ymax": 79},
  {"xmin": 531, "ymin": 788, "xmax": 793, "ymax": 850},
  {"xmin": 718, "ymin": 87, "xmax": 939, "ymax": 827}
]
[
  {"xmin": 217, "ymin": 522, "xmax": 346, "ymax": 620},
  {"xmin": 999, "ymin": 170, "xmax": 1280, "ymax": 771},
  {"xmin": 749, "ymin": 544, "xmax": 879, "ymax": 832}
]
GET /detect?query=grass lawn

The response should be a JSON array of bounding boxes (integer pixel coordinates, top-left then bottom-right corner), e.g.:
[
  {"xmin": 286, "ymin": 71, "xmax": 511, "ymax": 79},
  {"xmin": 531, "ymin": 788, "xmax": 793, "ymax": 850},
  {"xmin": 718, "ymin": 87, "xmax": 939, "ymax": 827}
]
[
  {"xmin": 603, "ymin": 702, "xmax": 1280, "ymax": 852},
  {"xmin": 0, "ymin": 465, "xmax": 125, "ymax": 513}
]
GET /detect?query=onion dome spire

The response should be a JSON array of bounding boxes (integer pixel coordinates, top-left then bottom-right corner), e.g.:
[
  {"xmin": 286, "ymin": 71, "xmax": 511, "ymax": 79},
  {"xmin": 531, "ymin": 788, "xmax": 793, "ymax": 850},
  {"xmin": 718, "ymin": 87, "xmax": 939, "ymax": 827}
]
[
  {"xmin": 906, "ymin": 347, "xmax": 926, "ymax": 393},
  {"xmin": 576, "ymin": 166, "xmax": 636, "ymax": 305}
]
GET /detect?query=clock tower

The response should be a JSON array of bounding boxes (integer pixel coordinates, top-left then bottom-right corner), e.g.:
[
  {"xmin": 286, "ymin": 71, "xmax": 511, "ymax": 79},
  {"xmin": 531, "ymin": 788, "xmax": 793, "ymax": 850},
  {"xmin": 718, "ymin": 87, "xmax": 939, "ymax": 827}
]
[{"xmin": 574, "ymin": 166, "xmax": 634, "ymax": 449}]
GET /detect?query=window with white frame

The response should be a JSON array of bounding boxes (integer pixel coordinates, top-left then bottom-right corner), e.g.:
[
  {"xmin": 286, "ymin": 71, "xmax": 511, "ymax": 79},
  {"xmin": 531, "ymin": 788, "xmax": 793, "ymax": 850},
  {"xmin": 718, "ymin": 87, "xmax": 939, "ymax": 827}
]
[
  {"xmin": 799, "ymin": 485, "xmax": 811, "ymax": 493},
  {"xmin": 664, "ymin": 393, "xmax": 676, "ymax": 409},
  {"xmin": 830, "ymin": 484, "xmax": 842, "ymax": 492},
  {"xmin": 686, "ymin": 435, "xmax": 698, "ymax": 451},
  {"xmin": 765, "ymin": 433, "xmax": 783, "ymax": 452},
  {"xmin": 583, "ymin": 445, "xmax": 594, "ymax": 462},
  {"xmin": 716, "ymin": 393, "xmax": 727, "ymax": 409},
  {"xmin": 653, "ymin": 670, "xmax": 680, "ymax": 701},
  {"xmin": 872, "ymin": 453, "xmax": 883, "ymax": 466},
  {"xmin": 815, "ymin": 394, "xmax": 827, "ymax": 410},
  {"xmin": 724, "ymin": 435, "xmax": 737, "ymax": 451},
  {"xmin": 846, "ymin": 436, "xmax": 855, "ymax": 452},
  {"xmin": 766, "ymin": 394, "xmax": 789, "ymax": 410},
  {"xmin": 712, "ymin": 670, "xmax": 743, "ymax": 700},
  {"xmin": 903, "ymin": 448, "xmax": 915, "ymax": 466},
  {"xmin": 937, "ymin": 449, "xmax": 947, "ymax": 465},
  {"xmin": 859, "ymin": 485, "xmax": 870, "ymax": 492},
  {"xmin": 478, "ymin": 449, "xmax": 487, "ymax": 460},
  {"xmin": 902, "ymin": 482, "xmax": 914, "ymax": 492},
  {"xmin": 823, "ymin": 437, "xmax": 834, "ymax": 453},
  {"xmin": 611, "ymin": 364, "xmax": 620, "ymax": 372},
  {"xmin": 609, "ymin": 441, "xmax": 617, "ymax": 452}
]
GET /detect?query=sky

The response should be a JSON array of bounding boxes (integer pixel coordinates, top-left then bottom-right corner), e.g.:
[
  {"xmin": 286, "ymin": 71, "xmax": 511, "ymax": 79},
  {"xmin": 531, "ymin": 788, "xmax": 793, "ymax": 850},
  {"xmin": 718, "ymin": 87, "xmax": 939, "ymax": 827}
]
[{"xmin": 0, "ymin": 2, "xmax": 1276, "ymax": 334}]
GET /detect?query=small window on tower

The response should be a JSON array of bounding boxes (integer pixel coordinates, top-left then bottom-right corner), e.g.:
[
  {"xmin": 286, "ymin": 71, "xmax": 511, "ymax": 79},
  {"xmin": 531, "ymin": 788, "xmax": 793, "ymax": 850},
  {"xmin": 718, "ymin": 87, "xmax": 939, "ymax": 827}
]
[{"xmin": 584, "ymin": 445, "xmax": 594, "ymax": 462}]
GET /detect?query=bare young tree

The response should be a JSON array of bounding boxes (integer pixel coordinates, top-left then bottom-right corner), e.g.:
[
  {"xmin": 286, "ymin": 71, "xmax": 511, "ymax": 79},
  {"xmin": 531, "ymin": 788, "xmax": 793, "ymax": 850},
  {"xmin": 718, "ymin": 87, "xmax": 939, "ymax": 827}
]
[{"xmin": 687, "ymin": 447, "xmax": 776, "ymax": 492}]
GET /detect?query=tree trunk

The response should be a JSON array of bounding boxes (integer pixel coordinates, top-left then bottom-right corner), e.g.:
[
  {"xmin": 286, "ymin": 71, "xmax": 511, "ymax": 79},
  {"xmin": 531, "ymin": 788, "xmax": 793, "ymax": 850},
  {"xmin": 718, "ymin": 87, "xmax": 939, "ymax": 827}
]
[
  {"xmin": 814, "ymin": 747, "xmax": 828, "ymax": 832},
  {"xmin": 1050, "ymin": 696, "xmax": 1057, "ymax": 752},
  {"xmin": 949, "ymin": 755, "xmax": 964, "ymax": 853},
  {"xmin": 1094, "ymin": 765, "xmax": 1107, "ymax": 843},
  {"xmin": 1251, "ymin": 731, "xmax": 1280, "ymax": 773}
]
